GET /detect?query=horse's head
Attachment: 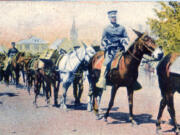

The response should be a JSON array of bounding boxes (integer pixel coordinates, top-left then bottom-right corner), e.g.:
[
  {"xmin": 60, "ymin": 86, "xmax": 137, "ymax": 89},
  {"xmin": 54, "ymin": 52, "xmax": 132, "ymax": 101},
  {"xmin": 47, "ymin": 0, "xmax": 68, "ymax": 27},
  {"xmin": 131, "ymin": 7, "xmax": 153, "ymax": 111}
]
[
  {"xmin": 16, "ymin": 52, "xmax": 25, "ymax": 63},
  {"xmin": 82, "ymin": 42, "xmax": 96, "ymax": 62},
  {"xmin": 133, "ymin": 29, "xmax": 158, "ymax": 57}
]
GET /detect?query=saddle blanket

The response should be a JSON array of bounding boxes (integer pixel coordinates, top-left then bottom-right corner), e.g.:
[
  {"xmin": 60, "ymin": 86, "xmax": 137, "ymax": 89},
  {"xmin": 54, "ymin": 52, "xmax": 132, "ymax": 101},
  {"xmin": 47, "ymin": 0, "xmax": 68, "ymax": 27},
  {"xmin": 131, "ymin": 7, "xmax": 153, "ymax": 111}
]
[
  {"xmin": 94, "ymin": 51, "xmax": 124, "ymax": 70},
  {"xmin": 170, "ymin": 56, "xmax": 180, "ymax": 74}
]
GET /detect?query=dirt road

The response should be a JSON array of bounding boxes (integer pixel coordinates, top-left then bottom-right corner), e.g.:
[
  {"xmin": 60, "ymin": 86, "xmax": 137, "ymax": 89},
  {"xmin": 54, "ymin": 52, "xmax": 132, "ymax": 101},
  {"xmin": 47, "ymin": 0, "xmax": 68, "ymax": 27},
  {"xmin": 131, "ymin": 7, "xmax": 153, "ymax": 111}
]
[{"xmin": 0, "ymin": 71, "xmax": 179, "ymax": 135}]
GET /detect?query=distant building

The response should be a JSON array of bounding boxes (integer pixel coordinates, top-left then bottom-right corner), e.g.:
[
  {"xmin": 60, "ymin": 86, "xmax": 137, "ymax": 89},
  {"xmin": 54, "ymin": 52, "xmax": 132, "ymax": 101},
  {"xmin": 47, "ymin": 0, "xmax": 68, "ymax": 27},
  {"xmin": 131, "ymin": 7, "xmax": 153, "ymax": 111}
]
[{"xmin": 16, "ymin": 36, "xmax": 49, "ymax": 54}]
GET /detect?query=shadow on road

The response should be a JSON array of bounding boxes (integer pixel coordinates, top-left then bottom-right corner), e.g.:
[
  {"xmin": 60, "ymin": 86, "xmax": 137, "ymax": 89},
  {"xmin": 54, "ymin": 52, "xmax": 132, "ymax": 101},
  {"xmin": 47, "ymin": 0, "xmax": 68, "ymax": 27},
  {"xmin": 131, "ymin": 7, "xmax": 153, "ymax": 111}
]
[
  {"xmin": 67, "ymin": 103, "xmax": 87, "ymax": 111},
  {"xmin": 0, "ymin": 92, "xmax": 19, "ymax": 97},
  {"xmin": 107, "ymin": 111, "xmax": 156, "ymax": 125}
]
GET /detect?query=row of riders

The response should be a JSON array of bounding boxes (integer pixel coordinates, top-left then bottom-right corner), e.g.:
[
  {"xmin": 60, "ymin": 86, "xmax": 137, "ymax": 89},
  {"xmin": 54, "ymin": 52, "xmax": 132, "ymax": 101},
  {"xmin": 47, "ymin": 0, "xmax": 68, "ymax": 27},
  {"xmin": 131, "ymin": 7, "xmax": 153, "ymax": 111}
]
[{"xmin": 0, "ymin": 10, "xmax": 180, "ymax": 134}]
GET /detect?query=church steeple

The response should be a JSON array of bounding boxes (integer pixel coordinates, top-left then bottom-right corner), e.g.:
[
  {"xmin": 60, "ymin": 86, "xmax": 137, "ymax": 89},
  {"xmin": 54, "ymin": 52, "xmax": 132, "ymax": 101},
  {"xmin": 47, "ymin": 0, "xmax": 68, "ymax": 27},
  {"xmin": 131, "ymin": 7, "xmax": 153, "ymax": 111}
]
[{"xmin": 70, "ymin": 17, "xmax": 78, "ymax": 44}]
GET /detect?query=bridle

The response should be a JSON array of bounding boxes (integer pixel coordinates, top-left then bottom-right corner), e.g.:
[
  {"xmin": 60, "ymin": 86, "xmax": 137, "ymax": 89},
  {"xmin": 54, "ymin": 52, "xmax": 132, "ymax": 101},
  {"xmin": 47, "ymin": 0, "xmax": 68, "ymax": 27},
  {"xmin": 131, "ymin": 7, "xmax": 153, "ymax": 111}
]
[{"xmin": 128, "ymin": 34, "xmax": 156, "ymax": 62}]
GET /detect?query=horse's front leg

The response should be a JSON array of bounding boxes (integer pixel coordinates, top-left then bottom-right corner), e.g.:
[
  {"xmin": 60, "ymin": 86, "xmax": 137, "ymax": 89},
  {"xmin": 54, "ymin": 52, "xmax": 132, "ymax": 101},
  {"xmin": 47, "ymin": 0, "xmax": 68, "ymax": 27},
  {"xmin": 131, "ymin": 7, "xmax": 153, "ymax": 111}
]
[
  {"xmin": 87, "ymin": 74, "xmax": 94, "ymax": 112},
  {"xmin": 15, "ymin": 70, "xmax": 20, "ymax": 87},
  {"xmin": 60, "ymin": 82, "xmax": 70, "ymax": 110},
  {"xmin": 45, "ymin": 81, "xmax": 51, "ymax": 105},
  {"xmin": 127, "ymin": 87, "xmax": 137, "ymax": 126},
  {"xmin": 104, "ymin": 85, "xmax": 118, "ymax": 122},
  {"xmin": 53, "ymin": 80, "xmax": 60, "ymax": 107},
  {"xmin": 33, "ymin": 73, "xmax": 41, "ymax": 108}
]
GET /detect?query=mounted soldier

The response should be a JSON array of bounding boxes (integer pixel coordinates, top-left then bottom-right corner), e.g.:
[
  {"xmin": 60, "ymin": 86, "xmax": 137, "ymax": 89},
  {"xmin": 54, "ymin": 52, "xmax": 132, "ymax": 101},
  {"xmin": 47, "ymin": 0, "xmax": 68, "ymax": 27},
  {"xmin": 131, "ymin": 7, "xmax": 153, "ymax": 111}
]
[
  {"xmin": 3, "ymin": 42, "xmax": 19, "ymax": 70},
  {"xmin": 96, "ymin": 10, "xmax": 129, "ymax": 89}
]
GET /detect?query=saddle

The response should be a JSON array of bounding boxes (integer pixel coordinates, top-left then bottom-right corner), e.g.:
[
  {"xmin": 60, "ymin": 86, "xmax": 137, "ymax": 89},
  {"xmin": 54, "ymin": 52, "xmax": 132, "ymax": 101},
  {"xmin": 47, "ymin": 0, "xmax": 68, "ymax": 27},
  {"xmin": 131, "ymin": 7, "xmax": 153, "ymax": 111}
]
[{"xmin": 93, "ymin": 51, "xmax": 124, "ymax": 70}]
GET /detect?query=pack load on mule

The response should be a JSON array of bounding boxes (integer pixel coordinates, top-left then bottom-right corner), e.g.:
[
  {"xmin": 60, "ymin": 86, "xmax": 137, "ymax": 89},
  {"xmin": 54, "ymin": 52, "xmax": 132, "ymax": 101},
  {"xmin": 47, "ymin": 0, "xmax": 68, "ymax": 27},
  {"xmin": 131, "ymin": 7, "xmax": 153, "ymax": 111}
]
[
  {"xmin": 39, "ymin": 49, "xmax": 59, "ymax": 64},
  {"xmin": 169, "ymin": 53, "xmax": 180, "ymax": 74},
  {"xmin": 32, "ymin": 41, "xmax": 78, "ymax": 107}
]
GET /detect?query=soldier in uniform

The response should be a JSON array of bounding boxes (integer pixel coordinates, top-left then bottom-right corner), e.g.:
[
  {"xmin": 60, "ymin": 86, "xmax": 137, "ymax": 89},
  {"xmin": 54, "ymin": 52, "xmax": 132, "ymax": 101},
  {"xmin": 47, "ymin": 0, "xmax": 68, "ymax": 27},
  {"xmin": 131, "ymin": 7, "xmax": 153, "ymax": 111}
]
[
  {"xmin": 96, "ymin": 10, "xmax": 129, "ymax": 89},
  {"xmin": 4, "ymin": 42, "xmax": 19, "ymax": 70}
]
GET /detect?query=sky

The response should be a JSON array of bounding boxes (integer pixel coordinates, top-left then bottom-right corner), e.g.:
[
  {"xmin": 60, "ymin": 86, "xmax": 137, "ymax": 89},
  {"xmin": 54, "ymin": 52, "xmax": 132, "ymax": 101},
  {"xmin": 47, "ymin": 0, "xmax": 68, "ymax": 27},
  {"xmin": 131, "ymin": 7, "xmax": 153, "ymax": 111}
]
[{"xmin": 0, "ymin": 1, "xmax": 160, "ymax": 48}]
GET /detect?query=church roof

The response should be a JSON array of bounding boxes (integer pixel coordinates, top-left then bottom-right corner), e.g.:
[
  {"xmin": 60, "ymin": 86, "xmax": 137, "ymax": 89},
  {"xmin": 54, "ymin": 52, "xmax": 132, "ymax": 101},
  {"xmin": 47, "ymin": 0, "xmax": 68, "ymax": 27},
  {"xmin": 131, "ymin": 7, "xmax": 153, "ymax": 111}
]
[{"xmin": 16, "ymin": 36, "xmax": 48, "ymax": 45}]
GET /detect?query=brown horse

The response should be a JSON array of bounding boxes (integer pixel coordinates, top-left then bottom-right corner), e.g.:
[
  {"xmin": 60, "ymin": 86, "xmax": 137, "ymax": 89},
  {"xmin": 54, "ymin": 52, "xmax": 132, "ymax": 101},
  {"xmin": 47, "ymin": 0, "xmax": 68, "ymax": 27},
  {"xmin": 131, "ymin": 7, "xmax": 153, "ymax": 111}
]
[
  {"xmin": 16, "ymin": 53, "xmax": 38, "ymax": 93},
  {"xmin": 0, "ymin": 52, "xmax": 25, "ymax": 85},
  {"xmin": 33, "ymin": 61, "xmax": 60, "ymax": 107},
  {"xmin": 11, "ymin": 52, "xmax": 26, "ymax": 86},
  {"xmin": 88, "ymin": 29, "xmax": 159, "ymax": 123},
  {"xmin": 156, "ymin": 52, "xmax": 180, "ymax": 134},
  {"xmin": 0, "ymin": 53, "xmax": 7, "ymax": 82}
]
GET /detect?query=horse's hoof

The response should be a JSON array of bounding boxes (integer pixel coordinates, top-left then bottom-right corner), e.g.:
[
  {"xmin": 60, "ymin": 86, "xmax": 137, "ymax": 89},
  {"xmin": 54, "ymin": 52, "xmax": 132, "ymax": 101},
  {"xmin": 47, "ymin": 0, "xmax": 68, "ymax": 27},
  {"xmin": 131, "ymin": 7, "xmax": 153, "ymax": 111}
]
[
  {"xmin": 53, "ymin": 104, "xmax": 59, "ymax": 108},
  {"xmin": 87, "ymin": 103, "xmax": 92, "ymax": 112},
  {"xmin": 156, "ymin": 128, "xmax": 162, "ymax": 135},
  {"xmin": 47, "ymin": 100, "xmax": 50, "ymax": 105},
  {"xmin": 60, "ymin": 104, "xmax": 67, "ymax": 110},
  {"xmin": 175, "ymin": 128, "xmax": 180, "ymax": 135},
  {"xmin": 33, "ymin": 101, "xmax": 38, "ymax": 108},
  {"xmin": 104, "ymin": 117, "xmax": 108, "ymax": 122},
  {"xmin": 96, "ymin": 114, "xmax": 101, "ymax": 120},
  {"xmin": 131, "ymin": 120, "xmax": 138, "ymax": 127},
  {"xmin": 33, "ymin": 101, "xmax": 35, "ymax": 105}
]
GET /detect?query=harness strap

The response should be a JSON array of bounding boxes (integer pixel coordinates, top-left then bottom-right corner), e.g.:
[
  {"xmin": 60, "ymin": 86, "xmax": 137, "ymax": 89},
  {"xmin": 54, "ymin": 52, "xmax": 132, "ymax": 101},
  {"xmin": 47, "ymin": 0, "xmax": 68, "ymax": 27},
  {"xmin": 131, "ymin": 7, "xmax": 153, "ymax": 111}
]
[
  {"xmin": 127, "ymin": 50, "xmax": 141, "ymax": 61},
  {"xmin": 55, "ymin": 54, "xmax": 64, "ymax": 68}
]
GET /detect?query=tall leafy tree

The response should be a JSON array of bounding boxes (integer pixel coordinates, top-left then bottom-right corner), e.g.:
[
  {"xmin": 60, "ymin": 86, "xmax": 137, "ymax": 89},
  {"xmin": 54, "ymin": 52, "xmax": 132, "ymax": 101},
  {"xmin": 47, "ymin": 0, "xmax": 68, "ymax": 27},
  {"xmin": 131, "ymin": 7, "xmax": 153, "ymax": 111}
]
[{"xmin": 147, "ymin": 2, "xmax": 180, "ymax": 54}]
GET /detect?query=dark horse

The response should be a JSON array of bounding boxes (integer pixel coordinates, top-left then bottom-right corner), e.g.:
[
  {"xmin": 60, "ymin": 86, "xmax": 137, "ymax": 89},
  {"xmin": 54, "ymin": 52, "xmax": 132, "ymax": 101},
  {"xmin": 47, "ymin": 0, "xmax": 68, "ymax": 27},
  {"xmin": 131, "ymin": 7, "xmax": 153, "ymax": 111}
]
[
  {"xmin": 88, "ymin": 30, "xmax": 159, "ymax": 124},
  {"xmin": 0, "ymin": 53, "xmax": 7, "ymax": 82},
  {"xmin": 156, "ymin": 52, "xmax": 180, "ymax": 134},
  {"xmin": 0, "ymin": 52, "xmax": 25, "ymax": 85},
  {"xmin": 33, "ymin": 61, "xmax": 60, "ymax": 107},
  {"xmin": 11, "ymin": 52, "xmax": 26, "ymax": 86}
]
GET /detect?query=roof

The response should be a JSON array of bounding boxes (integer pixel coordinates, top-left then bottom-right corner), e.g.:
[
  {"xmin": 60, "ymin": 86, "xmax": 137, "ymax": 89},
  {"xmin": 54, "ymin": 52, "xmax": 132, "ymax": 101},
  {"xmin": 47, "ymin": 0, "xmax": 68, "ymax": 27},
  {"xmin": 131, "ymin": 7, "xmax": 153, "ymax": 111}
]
[{"xmin": 16, "ymin": 36, "xmax": 48, "ymax": 45}]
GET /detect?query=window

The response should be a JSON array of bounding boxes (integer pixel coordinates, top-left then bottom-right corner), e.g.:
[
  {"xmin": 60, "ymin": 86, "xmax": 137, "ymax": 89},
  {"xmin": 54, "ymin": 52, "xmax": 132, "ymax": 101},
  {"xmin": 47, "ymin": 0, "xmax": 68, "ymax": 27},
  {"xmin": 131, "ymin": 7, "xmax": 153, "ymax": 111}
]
[{"xmin": 25, "ymin": 44, "xmax": 30, "ymax": 50}]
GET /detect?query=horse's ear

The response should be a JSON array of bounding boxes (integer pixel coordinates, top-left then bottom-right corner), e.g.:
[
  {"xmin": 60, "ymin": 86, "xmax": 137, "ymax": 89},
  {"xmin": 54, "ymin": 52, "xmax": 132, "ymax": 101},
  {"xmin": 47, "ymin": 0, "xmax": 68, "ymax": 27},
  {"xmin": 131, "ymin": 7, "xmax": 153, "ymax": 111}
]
[
  {"xmin": 81, "ymin": 41, "xmax": 87, "ymax": 49},
  {"xmin": 22, "ymin": 52, "xmax": 25, "ymax": 56},
  {"xmin": 132, "ymin": 29, "xmax": 143, "ymax": 37}
]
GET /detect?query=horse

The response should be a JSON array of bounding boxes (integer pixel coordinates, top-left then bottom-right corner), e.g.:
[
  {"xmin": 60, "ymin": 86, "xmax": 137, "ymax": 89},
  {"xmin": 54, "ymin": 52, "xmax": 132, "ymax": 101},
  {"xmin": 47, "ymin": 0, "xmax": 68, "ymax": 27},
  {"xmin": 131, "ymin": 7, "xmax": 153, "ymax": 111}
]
[
  {"xmin": 57, "ymin": 44, "xmax": 96, "ymax": 109},
  {"xmin": 87, "ymin": 29, "xmax": 162, "ymax": 123},
  {"xmin": 17, "ymin": 53, "xmax": 39, "ymax": 93},
  {"xmin": 33, "ymin": 58, "xmax": 60, "ymax": 107},
  {"xmin": 0, "ymin": 52, "xmax": 25, "ymax": 86},
  {"xmin": 156, "ymin": 52, "xmax": 180, "ymax": 134},
  {"xmin": 11, "ymin": 52, "xmax": 26, "ymax": 86},
  {"xmin": 0, "ymin": 53, "xmax": 7, "ymax": 82}
]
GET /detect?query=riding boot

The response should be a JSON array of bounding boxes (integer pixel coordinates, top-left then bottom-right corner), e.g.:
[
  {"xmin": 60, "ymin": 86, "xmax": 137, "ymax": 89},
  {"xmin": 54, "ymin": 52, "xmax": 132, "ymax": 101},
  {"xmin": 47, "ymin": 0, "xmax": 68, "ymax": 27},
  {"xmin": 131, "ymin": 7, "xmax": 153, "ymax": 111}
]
[{"xmin": 96, "ymin": 65, "xmax": 106, "ymax": 90}]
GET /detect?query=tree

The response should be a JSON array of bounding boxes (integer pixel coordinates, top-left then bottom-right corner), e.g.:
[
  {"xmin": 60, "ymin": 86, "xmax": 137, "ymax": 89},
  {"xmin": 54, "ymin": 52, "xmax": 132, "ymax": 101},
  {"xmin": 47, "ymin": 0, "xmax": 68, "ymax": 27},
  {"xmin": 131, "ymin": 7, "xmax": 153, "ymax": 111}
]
[{"xmin": 147, "ymin": 2, "xmax": 180, "ymax": 54}]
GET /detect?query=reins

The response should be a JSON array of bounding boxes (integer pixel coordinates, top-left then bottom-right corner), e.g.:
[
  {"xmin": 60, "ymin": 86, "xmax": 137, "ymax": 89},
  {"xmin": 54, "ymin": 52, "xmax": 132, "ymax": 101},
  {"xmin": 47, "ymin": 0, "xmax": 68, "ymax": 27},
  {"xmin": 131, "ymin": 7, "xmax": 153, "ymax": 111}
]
[{"xmin": 127, "ymin": 34, "xmax": 155, "ymax": 62}]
